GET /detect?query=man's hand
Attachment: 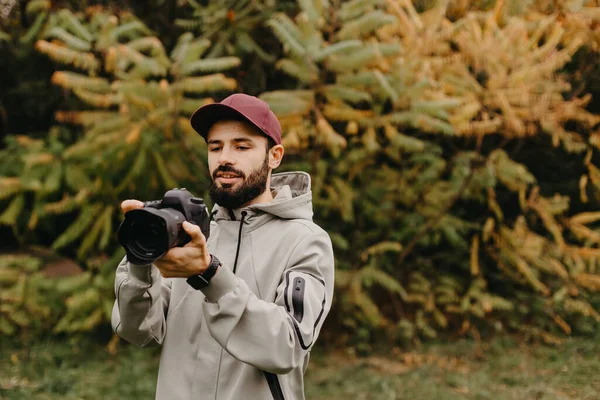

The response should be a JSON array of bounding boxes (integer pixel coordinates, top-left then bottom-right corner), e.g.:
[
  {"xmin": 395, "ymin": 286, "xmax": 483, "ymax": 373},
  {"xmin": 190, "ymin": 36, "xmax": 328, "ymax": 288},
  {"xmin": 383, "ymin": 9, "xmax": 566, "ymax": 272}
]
[
  {"xmin": 121, "ymin": 199, "xmax": 144, "ymax": 214},
  {"xmin": 121, "ymin": 199, "xmax": 211, "ymax": 278},
  {"xmin": 153, "ymin": 221, "xmax": 211, "ymax": 278}
]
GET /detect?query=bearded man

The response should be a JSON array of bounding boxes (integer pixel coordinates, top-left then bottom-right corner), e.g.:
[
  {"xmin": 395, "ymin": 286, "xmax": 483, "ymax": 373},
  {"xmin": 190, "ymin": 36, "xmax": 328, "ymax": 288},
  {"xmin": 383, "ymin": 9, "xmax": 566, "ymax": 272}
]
[{"xmin": 111, "ymin": 93, "xmax": 335, "ymax": 400}]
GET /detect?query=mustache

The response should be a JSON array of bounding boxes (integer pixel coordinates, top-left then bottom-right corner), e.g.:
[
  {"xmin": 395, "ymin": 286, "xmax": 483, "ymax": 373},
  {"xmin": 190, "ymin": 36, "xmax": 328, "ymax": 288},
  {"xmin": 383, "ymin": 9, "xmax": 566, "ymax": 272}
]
[{"xmin": 213, "ymin": 165, "xmax": 245, "ymax": 180}]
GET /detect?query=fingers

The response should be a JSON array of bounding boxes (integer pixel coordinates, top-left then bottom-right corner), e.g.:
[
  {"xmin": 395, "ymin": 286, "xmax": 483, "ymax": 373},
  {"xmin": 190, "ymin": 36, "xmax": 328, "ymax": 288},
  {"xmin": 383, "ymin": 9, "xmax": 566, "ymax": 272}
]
[
  {"xmin": 154, "ymin": 246, "xmax": 208, "ymax": 278},
  {"xmin": 182, "ymin": 222, "xmax": 210, "ymax": 266},
  {"xmin": 158, "ymin": 270, "xmax": 194, "ymax": 278},
  {"xmin": 121, "ymin": 199, "xmax": 145, "ymax": 214},
  {"xmin": 182, "ymin": 221, "xmax": 207, "ymax": 246}
]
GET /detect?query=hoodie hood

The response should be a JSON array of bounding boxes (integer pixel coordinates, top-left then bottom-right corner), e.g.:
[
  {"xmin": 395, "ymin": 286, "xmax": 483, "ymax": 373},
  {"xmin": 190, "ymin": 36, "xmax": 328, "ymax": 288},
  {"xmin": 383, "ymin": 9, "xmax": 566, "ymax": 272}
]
[{"xmin": 211, "ymin": 171, "xmax": 313, "ymax": 224}]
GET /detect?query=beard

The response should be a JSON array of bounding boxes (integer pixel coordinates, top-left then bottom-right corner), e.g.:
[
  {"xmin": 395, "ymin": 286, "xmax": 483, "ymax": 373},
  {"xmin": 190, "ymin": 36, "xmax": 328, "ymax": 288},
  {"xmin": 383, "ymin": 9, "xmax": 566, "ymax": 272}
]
[{"xmin": 209, "ymin": 155, "xmax": 269, "ymax": 210}]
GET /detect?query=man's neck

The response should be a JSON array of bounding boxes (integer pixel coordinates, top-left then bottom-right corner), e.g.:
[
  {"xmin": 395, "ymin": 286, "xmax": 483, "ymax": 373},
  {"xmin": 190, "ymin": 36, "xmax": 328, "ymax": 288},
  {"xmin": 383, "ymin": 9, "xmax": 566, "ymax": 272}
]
[{"xmin": 241, "ymin": 185, "xmax": 274, "ymax": 208}]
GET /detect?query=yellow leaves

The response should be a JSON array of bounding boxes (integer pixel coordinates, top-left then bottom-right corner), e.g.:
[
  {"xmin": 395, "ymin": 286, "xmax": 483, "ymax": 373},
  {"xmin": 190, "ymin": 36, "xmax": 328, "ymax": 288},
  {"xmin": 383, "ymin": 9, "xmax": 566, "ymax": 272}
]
[
  {"xmin": 23, "ymin": 153, "xmax": 54, "ymax": 167},
  {"xmin": 361, "ymin": 127, "xmax": 379, "ymax": 153},
  {"xmin": 360, "ymin": 241, "xmax": 403, "ymax": 262},
  {"xmin": 527, "ymin": 191, "xmax": 567, "ymax": 249},
  {"xmin": 346, "ymin": 121, "xmax": 359, "ymax": 135},
  {"xmin": 470, "ymin": 235, "xmax": 480, "ymax": 276},
  {"xmin": 564, "ymin": 298, "xmax": 600, "ymax": 322},
  {"xmin": 486, "ymin": 188, "xmax": 503, "ymax": 221},
  {"xmin": 54, "ymin": 111, "xmax": 116, "ymax": 126},
  {"xmin": 14, "ymin": 135, "xmax": 41, "ymax": 147},
  {"xmin": 176, "ymin": 73, "xmax": 237, "ymax": 93},
  {"xmin": 574, "ymin": 273, "xmax": 600, "ymax": 291},
  {"xmin": 590, "ymin": 132, "xmax": 600, "ymax": 150},
  {"xmin": 43, "ymin": 189, "xmax": 89, "ymax": 215},
  {"xmin": 579, "ymin": 175, "xmax": 589, "ymax": 203},
  {"xmin": 514, "ymin": 255, "xmax": 550, "ymax": 296},
  {"xmin": 260, "ymin": 90, "xmax": 314, "ymax": 118},
  {"xmin": 323, "ymin": 104, "xmax": 373, "ymax": 122},
  {"xmin": 567, "ymin": 222, "xmax": 600, "ymax": 245},
  {"xmin": 51, "ymin": 71, "xmax": 110, "ymax": 91},
  {"xmin": 35, "ymin": 40, "xmax": 99, "ymax": 73},
  {"xmin": 125, "ymin": 124, "xmax": 142, "ymax": 144},
  {"xmin": 281, "ymin": 128, "xmax": 302, "ymax": 150},
  {"xmin": 316, "ymin": 116, "xmax": 347, "ymax": 157},
  {"xmin": 104, "ymin": 46, "xmax": 117, "ymax": 73},
  {"xmin": 0, "ymin": 177, "xmax": 21, "ymax": 191},
  {"xmin": 547, "ymin": 259, "xmax": 569, "ymax": 280},
  {"xmin": 73, "ymin": 89, "xmax": 121, "ymax": 108},
  {"xmin": 551, "ymin": 313, "xmax": 572, "ymax": 335},
  {"xmin": 0, "ymin": 267, "xmax": 21, "ymax": 287},
  {"xmin": 489, "ymin": 149, "xmax": 536, "ymax": 192},
  {"xmin": 383, "ymin": 124, "xmax": 425, "ymax": 153},
  {"xmin": 570, "ymin": 211, "xmax": 600, "ymax": 225},
  {"xmin": 482, "ymin": 217, "xmax": 495, "ymax": 242}
]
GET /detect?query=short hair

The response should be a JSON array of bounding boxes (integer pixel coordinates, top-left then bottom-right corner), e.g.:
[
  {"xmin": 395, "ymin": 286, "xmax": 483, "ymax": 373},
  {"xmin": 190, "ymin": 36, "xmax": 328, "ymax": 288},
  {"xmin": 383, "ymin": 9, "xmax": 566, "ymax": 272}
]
[{"xmin": 266, "ymin": 136, "xmax": 276, "ymax": 152}]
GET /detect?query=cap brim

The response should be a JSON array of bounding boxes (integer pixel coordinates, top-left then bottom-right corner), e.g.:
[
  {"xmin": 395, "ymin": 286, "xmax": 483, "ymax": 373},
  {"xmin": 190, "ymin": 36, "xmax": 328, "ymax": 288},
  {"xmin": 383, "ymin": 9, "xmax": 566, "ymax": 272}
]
[{"xmin": 190, "ymin": 103, "xmax": 266, "ymax": 141}]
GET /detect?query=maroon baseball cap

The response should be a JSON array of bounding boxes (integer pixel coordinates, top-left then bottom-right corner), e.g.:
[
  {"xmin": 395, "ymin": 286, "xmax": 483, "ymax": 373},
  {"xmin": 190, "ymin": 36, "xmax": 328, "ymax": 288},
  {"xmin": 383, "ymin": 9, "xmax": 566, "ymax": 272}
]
[{"xmin": 190, "ymin": 93, "xmax": 282, "ymax": 145}]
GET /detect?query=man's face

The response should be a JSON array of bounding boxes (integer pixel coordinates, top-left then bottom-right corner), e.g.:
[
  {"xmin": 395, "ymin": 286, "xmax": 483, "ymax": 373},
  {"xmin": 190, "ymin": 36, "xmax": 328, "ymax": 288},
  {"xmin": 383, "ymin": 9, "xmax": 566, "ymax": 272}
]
[{"xmin": 207, "ymin": 120, "xmax": 270, "ymax": 209}]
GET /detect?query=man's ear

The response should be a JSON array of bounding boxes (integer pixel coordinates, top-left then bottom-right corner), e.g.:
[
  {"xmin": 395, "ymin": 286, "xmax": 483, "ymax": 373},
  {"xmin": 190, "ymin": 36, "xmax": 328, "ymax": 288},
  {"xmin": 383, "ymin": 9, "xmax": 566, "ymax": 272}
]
[{"xmin": 269, "ymin": 144, "xmax": 284, "ymax": 169}]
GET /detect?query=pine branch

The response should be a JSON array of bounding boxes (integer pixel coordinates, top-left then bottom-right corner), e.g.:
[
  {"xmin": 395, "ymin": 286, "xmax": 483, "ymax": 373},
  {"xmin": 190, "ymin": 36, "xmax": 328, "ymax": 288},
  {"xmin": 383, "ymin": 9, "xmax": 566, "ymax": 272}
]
[
  {"xmin": 336, "ymin": 11, "xmax": 397, "ymax": 40},
  {"xmin": 51, "ymin": 71, "xmax": 111, "ymax": 92},
  {"xmin": 174, "ymin": 74, "xmax": 237, "ymax": 93},
  {"xmin": 181, "ymin": 57, "xmax": 241, "ymax": 75},
  {"xmin": 44, "ymin": 27, "xmax": 91, "ymax": 51},
  {"xmin": 397, "ymin": 136, "xmax": 484, "ymax": 265},
  {"xmin": 57, "ymin": 9, "xmax": 93, "ymax": 42},
  {"xmin": 35, "ymin": 40, "xmax": 99, "ymax": 73}
]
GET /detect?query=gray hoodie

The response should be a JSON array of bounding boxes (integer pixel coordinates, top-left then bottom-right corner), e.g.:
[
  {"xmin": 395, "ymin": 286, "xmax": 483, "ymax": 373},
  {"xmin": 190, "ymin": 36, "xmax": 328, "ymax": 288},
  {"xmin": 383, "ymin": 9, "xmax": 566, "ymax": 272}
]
[{"xmin": 111, "ymin": 171, "xmax": 335, "ymax": 400}]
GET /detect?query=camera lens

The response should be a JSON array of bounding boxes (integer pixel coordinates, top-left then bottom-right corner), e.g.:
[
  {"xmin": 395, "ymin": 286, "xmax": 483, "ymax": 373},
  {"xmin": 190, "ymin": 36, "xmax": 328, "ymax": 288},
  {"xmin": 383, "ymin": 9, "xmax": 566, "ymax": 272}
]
[
  {"xmin": 123, "ymin": 213, "xmax": 170, "ymax": 264},
  {"xmin": 130, "ymin": 221, "xmax": 163, "ymax": 254},
  {"xmin": 117, "ymin": 206, "xmax": 188, "ymax": 265}
]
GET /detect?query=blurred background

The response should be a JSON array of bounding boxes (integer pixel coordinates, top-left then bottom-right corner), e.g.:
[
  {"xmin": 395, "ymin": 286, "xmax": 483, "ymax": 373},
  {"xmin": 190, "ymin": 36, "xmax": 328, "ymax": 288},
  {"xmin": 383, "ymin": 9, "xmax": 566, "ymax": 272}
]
[{"xmin": 1, "ymin": 0, "xmax": 600, "ymax": 398}]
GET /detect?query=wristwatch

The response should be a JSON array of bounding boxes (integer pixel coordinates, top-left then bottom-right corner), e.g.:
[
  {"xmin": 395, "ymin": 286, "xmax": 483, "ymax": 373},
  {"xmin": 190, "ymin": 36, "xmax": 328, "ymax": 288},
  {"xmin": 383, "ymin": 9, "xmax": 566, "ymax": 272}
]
[{"xmin": 186, "ymin": 254, "xmax": 221, "ymax": 290}]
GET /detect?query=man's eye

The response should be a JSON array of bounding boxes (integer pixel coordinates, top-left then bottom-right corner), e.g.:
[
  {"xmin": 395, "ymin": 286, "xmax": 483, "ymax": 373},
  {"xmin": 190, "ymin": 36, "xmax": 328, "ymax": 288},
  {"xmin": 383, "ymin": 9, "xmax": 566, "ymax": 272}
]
[
  {"xmin": 237, "ymin": 146, "xmax": 249, "ymax": 150},
  {"xmin": 210, "ymin": 147, "xmax": 221, "ymax": 152}
]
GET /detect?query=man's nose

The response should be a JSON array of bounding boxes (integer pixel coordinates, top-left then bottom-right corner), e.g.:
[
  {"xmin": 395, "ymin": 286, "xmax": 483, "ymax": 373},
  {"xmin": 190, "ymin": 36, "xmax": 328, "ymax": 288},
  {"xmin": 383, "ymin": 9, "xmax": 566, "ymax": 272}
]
[{"xmin": 218, "ymin": 147, "xmax": 235, "ymax": 165}]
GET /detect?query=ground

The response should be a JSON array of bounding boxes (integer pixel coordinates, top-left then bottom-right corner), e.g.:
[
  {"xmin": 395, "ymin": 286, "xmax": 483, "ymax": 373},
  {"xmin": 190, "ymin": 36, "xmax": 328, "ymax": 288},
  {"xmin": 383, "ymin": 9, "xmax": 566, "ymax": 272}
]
[{"xmin": 1, "ymin": 333, "xmax": 599, "ymax": 399}]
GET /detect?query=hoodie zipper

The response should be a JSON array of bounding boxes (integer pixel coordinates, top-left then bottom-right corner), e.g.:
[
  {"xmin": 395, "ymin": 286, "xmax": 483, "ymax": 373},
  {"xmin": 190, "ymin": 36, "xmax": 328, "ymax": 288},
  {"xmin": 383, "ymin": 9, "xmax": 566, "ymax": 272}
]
[{"xmin": 219, "ymin": 209, "xmax": 285, "ymax": 399}]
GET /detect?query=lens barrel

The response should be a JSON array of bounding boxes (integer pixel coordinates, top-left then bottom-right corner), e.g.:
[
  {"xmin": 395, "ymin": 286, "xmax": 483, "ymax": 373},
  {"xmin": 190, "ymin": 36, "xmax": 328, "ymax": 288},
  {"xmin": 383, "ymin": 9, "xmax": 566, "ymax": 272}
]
[{"xmin": 118, "ymin": 207, "xmax": 187, "ymax": 265}]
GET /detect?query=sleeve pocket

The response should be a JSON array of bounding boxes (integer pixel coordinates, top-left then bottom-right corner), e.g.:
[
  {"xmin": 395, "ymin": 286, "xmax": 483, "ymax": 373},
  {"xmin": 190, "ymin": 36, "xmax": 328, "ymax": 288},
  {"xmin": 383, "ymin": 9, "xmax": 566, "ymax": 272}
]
[{"xmin": 284, "ymin": 271, "xmax": 326, "ymax": 350}]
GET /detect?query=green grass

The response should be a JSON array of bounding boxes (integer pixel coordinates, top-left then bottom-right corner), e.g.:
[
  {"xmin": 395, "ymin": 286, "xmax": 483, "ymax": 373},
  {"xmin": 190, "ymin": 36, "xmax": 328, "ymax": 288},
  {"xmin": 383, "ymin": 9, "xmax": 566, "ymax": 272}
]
[
  {"xmin": 305, "ymin": 336, "xmax": 600, "ymax": 400},
  {"xmin": 1, "ymin": 334, "xmax": 599, "ymax": 399}
]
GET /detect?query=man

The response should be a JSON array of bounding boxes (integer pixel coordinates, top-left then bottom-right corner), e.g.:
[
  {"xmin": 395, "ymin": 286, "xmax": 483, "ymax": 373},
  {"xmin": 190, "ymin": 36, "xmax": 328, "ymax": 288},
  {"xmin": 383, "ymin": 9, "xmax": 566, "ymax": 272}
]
[{"xmin": 111, "ymin": 93, "xmax": 335, "ymax": 400}]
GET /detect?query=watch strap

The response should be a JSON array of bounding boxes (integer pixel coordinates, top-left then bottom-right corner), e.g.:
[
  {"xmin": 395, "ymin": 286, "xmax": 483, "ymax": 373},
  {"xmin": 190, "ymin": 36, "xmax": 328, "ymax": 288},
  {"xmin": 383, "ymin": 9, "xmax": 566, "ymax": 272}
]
[{"xmin": 186, "ymin": 254, "xmax": 221, "ymax": 290}]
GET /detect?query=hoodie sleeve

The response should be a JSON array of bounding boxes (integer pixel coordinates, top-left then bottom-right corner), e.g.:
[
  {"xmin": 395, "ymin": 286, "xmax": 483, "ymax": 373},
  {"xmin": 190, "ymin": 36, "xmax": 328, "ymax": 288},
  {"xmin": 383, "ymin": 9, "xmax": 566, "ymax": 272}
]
[
  {"xmin": 200, "ymin": 229, "xmax": 334, "ymax": 374},
  {"xmin": 111, "ymin": 256, "xmax": 172, "ymax": 347}
]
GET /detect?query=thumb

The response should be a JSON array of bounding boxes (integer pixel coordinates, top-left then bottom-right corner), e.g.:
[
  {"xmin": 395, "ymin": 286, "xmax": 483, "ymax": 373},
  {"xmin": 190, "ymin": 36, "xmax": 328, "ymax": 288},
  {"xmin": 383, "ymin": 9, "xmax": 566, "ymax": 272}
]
[
  {"xmin": 182, "ymin": 221, "xmax": 206, "ymax": 245},
  {"xmin": 121, "ymin": 199, "xmax": 144, "ymax": 214}
]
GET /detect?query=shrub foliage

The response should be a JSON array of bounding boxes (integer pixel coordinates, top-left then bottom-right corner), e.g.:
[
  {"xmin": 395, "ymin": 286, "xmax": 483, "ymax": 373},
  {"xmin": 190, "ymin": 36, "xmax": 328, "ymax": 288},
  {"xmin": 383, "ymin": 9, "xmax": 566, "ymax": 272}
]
[{"xmin": 1, "ymin": 0, "xmax": 599, "ymax": 347}]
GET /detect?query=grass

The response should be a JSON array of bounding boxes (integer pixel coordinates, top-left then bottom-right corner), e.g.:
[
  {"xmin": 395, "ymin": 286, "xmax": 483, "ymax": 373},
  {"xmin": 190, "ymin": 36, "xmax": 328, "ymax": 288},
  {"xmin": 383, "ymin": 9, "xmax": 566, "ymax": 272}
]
[
  {"xmin": 305, "ymin": 335, "xmax": 600, "ymax": 400},
  {"xmin": 1, "ymin": 333, "xmax": 599, "ymax": 399}
]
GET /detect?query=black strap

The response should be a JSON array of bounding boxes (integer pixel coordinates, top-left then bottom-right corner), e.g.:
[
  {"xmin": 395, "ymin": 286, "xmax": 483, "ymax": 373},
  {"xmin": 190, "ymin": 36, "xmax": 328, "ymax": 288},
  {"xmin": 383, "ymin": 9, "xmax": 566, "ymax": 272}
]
[{"xmin": 263, "ymin": 371, "xmax": 285, "ymax": 400}]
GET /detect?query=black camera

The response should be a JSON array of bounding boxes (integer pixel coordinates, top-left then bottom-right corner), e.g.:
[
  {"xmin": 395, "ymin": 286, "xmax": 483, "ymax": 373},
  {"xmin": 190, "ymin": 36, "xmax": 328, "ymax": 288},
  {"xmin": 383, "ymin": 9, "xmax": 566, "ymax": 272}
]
[{"xmin": 117, "ymin": 188, "xmax": 211, "ymax": 265}]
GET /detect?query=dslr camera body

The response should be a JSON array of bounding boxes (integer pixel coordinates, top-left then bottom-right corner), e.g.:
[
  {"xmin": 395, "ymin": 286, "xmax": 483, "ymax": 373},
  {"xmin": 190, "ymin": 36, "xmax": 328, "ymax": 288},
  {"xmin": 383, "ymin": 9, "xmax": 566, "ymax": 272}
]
[{"xmin": 117, "ymin": 188, "xmax": 211, "ymax": 265}]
